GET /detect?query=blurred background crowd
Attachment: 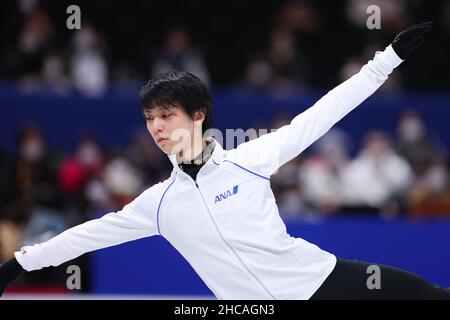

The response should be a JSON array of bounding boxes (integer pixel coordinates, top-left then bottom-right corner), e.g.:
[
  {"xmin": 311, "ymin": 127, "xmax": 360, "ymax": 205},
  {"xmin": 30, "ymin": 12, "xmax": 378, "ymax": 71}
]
[
  {"xmin": 1, "ymin": 0, "xmax": 450, "ymax": 93},
  {"xmin": 0, "ymin": 0, "xmax": 450, "ymax": 292}
]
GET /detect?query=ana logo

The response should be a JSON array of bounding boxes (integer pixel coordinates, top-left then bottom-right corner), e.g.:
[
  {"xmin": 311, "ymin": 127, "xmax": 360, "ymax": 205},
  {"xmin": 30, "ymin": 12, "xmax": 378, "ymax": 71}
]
[{"xmin": 215, "ymin": 185, "xmax": 239, "ymax": 203}]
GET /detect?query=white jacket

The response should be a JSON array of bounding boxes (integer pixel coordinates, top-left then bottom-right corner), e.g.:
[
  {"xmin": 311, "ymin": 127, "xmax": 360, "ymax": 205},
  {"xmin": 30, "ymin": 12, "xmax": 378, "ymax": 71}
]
[{"xmin": 14, "ymin": 45, "xmax": 403, "ymax": 299}]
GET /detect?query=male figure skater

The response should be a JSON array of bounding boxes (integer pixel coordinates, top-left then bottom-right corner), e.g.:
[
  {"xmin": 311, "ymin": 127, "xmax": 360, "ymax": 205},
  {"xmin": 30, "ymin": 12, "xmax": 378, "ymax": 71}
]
[{"xmin": 1, "ymin": 22, "xmax": 449, "ymax": 299}]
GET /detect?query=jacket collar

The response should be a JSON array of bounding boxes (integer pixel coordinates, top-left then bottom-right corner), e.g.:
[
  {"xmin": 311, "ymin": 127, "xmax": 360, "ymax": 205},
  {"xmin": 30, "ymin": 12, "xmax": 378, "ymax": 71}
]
[{"xmin": 168, "ymin": 137, "xmax": 224, "ymax": 175}]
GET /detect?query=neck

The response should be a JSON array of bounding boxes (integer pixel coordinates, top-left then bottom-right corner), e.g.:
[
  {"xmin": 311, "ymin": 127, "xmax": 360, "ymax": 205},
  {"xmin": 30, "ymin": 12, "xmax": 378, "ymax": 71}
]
[{"xmin": 177, "ymin": 138, "xmax": 208, "ymax": 164}]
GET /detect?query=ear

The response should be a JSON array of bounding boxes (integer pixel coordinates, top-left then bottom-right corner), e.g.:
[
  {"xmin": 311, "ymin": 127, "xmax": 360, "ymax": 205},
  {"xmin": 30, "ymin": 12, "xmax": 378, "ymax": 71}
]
[{"xmin": 193, "ymin": 108, "xmax": 206, "ymax": 124}]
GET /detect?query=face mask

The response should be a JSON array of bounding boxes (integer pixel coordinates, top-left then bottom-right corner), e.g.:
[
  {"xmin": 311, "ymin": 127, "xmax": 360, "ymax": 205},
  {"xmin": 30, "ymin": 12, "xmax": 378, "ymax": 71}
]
[
  {"xmin": 74, "ymin": 27, "xmax": 96, "ymax": 51},
  {"xmin": 20, "ymin": 138, "xmax": 44, "ymax": 161},
  {"xmin": 77, "ymin": 142, "xmax": 101, "ymax": 167},
  {"xmin": 399, "ymin": 118, "xmax": 424, "ymax": 142},
  {"xmin": 425, "ymin": 166, "xmax": 448, "ymax": 193}
]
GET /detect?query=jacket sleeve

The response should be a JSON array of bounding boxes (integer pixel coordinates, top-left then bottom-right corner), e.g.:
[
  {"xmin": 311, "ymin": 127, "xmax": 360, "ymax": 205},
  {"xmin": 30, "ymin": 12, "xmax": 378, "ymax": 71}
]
[
  {"xmin": 14, "ymin": 188, "xmax": 158, "ymax": 271},
  {"xmin": 226, "ymin": 45, "xmax": 403, "ymax": 177}
]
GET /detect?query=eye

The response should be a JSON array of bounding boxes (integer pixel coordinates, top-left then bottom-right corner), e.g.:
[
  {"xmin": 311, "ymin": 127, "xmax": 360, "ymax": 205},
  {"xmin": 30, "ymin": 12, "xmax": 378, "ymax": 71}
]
[{"xmin": 144, "ymin": 115, "xmax": 154, "ymax": 121}]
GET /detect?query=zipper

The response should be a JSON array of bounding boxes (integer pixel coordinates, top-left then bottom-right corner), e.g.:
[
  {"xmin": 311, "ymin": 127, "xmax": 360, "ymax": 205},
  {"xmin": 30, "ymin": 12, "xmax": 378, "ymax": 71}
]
[{"xmin": 193, "ymin": 178, "xmax": 276, "ymax": 299}]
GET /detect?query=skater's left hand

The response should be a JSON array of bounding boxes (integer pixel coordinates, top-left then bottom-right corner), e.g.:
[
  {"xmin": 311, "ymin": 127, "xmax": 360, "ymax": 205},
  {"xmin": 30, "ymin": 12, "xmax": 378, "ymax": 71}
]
[{"xmin": 391, "ymin": 21, "xmax": 433, "ymax": 59}]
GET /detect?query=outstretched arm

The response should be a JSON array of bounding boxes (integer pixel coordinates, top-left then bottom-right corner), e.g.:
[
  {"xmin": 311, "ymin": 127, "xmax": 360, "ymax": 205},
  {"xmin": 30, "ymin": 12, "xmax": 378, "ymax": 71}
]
[
  {"xmin": 227, "ymin": 22, "xmax": 433, "ymax": 177},
  {"xmin": 0, "ymin": 187, "xmax": 158, "ymax": 296}
]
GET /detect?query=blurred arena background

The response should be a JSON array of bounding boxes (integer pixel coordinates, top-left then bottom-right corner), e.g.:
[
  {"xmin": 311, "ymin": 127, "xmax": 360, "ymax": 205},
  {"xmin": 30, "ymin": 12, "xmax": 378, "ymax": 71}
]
[{"xmin": 1, "ymin": 0, "xmax": 450, "ymax": 299}]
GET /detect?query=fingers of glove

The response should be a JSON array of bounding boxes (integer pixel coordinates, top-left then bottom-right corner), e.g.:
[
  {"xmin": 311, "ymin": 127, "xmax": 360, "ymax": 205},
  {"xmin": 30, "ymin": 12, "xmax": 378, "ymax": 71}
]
[
  {"xmin": 410, "ymin": 22, "xmax": 433, "ymax": 36},
  {"xmin": 402, "ymin": 21, "xmax": 434, "ymax": 38}
]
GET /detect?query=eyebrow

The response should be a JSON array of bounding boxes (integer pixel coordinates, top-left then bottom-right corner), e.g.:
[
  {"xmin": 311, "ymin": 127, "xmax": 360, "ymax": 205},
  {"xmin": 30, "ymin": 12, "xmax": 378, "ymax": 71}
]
[{"xmin": 143, "ymin": 107, "xmax": 175, "ymax": 116}]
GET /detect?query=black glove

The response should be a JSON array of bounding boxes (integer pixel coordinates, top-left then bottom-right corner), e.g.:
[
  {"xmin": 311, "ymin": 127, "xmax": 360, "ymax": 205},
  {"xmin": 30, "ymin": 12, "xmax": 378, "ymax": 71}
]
[
  {"xmin": 0, "ymin": 258, "xmax": 25, "ymax": 297},
  {"xmin": 391, "ymin": 21, "xmax": 433, "ymax": 60}
]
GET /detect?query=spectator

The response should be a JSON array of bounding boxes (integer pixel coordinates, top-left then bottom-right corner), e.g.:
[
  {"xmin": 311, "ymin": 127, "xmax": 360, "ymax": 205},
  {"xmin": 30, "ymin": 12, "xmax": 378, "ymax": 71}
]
[
  {"xmin": 9, "ymin": 125, "xmax": 62, "ymax": 210},
  {"xmin": 18, "ymin": 9, "xmax": 55, "ymax": 85},
  {"xmin": 245, "ymin": 28, "xmax": 309, "ymax": 91},
  {"xmin": 102, "ymin": 154, "xmax": 144, "ymax": 209},
  {"xmin": 407, "ymin": 160, "xmax": 450, "ymax": 219},
  {"xmin": 341, "ymin": 131, "xmax": 413, "ymax": 214},
  {"xmin": 298, "ymin": 129, "xmax": 351, "ymax": 214},
  {"xmin": 58, "ymin": 136, "xmax": 106, "ymax": 217},
  {"xmin": 42, "ymin": 49, "xmax": 71, "ymax": 94},
  {"xmin": 70, "ymin": 25, "xmax": 109, "ymax": 96},
  {"xmin": 0, "ymin": 125, "xmax": 63, "ymax": 262},
  {"xmin": 268, "ymin": 28, "xmax": 309, "ymax": 89},
  {"xmin": 395, "ymin": 110, "xmax": 445, "ymax": 176},
  {"xmin": 152, "ymin": 27, "xmax": 210, "ymax": 85},
  {"xmin": 244, "ymin": 52, "xmax": 272, "ymax": 90}
]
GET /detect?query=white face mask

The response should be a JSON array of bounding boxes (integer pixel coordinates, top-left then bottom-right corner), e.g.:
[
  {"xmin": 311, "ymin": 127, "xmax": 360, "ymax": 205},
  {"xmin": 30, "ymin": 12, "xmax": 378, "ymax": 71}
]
[
  {"xmin": 77, "ymin": 142, "xmax": 101, "ymax": 167},
  {"xmin": 399, "ymin": 118, "xmax": 424, "ymax": 142},
  {"xmin": 20, "ymin": 138, "xmax": 44, "ymax": 161},
  {"xmin": 425, "ymin": 166, "xmax": 448, "ymax": 193}
]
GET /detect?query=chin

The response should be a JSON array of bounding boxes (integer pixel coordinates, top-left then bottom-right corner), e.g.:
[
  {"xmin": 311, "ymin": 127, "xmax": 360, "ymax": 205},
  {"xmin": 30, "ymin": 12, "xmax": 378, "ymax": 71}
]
[
  {"xmin": 160, "ymin": 144, "xmax": 178, "ymax": 155},
  {"xmin": 164, "ymin": 149, "xmax": 176, "ymax": 155},
  {"xmin": 158, "ymin": 146, "xmax": 172, "ymax": 155}
]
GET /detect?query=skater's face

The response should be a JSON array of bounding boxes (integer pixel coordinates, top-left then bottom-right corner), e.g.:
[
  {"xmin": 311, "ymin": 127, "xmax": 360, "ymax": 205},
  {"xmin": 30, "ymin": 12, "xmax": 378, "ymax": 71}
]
[{"xmin": 144, "ymin": 104, "xmax": 205, "ymax": 155}]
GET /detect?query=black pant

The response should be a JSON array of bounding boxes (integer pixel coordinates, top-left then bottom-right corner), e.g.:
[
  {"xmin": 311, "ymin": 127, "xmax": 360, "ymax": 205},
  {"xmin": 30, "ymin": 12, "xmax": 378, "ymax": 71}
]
[{"xmin": 310, "ymin": 258, "xmax": 450, "ymax": 300}]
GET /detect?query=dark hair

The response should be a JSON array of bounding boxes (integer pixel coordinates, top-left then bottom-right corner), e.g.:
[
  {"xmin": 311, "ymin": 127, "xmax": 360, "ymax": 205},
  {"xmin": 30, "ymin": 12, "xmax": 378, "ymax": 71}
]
[{"xmin": 139, "ymin": 70, "xmax": 213, "ymax": 133}]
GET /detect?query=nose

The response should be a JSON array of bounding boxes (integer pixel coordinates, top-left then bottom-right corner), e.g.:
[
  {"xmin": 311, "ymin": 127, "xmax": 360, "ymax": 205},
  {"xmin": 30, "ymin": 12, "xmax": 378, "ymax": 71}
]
[{"xmin": 151, "ymin": 117, "xmax": 164, "ymax": 133}]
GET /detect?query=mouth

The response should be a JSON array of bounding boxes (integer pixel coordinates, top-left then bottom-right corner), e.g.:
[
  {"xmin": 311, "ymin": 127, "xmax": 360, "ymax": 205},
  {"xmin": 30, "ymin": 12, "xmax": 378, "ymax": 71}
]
[{"xmin": 156, "ymin": 137, "xmax": 168, "ymax": 143}]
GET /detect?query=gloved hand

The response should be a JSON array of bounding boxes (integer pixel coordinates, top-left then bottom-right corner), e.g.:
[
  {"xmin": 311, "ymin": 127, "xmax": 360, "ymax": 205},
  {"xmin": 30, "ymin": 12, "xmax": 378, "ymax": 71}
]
[
  {"xmin": 391, "ymin": 21, "xmax": 433, "ymax": 60},
  {"xmin": 0, "ymin": 258, "xmax": 24, "ymax": 297}
]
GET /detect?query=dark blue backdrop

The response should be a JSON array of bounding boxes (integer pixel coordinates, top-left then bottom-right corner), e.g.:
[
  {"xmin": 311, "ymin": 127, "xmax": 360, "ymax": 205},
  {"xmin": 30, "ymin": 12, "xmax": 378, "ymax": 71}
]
[{"xmin": 1, "ymin": 84, "xmax": 450, "ymax": 154}]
